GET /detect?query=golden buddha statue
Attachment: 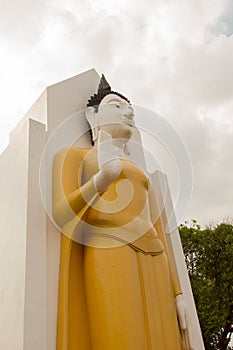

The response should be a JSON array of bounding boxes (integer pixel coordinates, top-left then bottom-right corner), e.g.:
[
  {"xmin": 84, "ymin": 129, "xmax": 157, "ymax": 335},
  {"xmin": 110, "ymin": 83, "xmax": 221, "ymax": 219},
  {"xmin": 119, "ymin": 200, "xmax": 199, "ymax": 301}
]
[{"xmin": 53, "ymin": 75, "xmax": 193, "ymax": 350}]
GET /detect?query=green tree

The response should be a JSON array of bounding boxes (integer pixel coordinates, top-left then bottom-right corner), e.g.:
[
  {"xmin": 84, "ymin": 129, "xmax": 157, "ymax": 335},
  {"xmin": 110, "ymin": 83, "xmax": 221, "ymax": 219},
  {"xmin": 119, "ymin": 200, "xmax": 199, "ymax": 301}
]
[{"xmin": 179, "ymin": 220, "xmax": 233, "ymax": 350}]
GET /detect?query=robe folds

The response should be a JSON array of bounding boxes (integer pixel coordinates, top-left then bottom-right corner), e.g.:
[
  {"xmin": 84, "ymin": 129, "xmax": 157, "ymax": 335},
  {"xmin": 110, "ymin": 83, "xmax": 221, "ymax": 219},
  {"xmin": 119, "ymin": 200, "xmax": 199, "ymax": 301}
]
[{"xmin": 53, "ymin": 147, "xmax": 184, "ymax": 350}]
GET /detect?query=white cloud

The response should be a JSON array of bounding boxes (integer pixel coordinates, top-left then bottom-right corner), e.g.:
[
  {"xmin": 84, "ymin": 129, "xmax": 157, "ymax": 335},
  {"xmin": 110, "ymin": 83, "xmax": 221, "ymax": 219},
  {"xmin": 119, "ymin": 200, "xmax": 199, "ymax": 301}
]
[
  {"xmin": 211, "ymin": 0, "xmax": 233, "ymax": 36},
  {"xmin": 0, "ymin": 0, "xmax": 49, "ymax": 44},
  {"xmin": 0, "ymin": 0, "xmax": 232, "ymax": 225}
]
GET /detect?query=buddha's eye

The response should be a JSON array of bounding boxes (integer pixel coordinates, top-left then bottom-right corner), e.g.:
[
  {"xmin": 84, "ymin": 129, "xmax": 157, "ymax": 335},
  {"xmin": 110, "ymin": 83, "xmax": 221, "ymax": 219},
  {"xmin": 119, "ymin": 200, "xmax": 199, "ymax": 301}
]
[{"xmin": 115, "ymin": 104, "xmax": 121, "ymax": 108}]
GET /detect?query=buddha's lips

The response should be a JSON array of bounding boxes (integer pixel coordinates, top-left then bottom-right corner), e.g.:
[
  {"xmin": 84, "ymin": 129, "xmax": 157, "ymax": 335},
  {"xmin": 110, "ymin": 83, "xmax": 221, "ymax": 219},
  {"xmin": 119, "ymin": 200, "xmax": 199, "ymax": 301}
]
[{"xmin": 121, "ymin": 116, "xmax": 135, "ymax": 126}]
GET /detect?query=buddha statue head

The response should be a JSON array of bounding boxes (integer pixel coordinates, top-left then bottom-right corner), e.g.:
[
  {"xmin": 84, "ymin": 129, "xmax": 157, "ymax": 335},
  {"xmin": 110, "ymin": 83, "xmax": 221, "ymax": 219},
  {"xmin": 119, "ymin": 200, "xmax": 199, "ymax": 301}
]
[{"xmin": 85, "ymin": 75, "xmax": 135, "ymax": 146}]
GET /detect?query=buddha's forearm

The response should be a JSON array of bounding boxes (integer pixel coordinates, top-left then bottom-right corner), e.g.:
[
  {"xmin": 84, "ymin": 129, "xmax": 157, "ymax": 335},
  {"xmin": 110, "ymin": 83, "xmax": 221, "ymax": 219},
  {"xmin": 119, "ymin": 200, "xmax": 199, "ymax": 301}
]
[{"xmin": 53, "ymin": 177, "xmax": 98, "ymax": 227}]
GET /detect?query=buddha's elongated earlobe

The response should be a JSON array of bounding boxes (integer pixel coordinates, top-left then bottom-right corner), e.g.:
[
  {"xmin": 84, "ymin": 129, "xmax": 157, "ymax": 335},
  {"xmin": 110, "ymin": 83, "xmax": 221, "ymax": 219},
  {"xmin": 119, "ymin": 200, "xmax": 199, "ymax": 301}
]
[
  {"xmin": 92, "ymin": 127, "xmax": 99, "ymax": 142},
  {"xmin": 85, "ymin": 106, "xmax": 98, "ymax": 144},
  {"xmin": 85, "ymin": 106, "xmax": 95, "ymax": 125},
  {"xmin": 124, "ymin": 143, "xmax": 130, "ymax": 156}
]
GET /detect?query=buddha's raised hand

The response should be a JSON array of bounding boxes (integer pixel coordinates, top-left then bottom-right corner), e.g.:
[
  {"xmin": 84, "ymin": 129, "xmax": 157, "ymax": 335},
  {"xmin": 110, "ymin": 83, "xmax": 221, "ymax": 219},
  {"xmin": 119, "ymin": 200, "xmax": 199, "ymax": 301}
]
[{"xmin": 94, "ymin": 130, "xmax": 122, "ymax": 192}]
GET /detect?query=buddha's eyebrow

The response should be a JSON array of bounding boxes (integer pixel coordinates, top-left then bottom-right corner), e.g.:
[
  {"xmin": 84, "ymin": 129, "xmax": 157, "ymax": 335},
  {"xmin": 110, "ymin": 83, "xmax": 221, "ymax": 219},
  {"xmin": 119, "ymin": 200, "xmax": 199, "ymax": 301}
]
[
  {"xmin": 108, "ymin": 99, "xmax": 128, "ymax": 104},
  {"xmin": 108, "ymin": 99, "xmax": 122, "ymax": 103}
]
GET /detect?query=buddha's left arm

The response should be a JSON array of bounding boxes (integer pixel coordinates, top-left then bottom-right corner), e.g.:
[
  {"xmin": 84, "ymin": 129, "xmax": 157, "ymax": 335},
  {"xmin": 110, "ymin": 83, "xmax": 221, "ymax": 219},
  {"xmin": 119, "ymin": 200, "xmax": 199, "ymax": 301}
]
[{"xmin": 52, "ymin": 148, "xmax": 99, "ymax": 228}]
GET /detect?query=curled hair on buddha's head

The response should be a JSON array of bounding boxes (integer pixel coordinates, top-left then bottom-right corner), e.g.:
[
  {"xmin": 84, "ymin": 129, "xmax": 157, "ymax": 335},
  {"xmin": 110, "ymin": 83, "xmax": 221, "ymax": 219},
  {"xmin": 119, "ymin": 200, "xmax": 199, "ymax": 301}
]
[
  {"xmin": 86, "ymin": 74, "xmax": 131, "ymax": 145},
  {"xmin": 87, "ymin": 74, "xmax": 130, "ymax": 112}
]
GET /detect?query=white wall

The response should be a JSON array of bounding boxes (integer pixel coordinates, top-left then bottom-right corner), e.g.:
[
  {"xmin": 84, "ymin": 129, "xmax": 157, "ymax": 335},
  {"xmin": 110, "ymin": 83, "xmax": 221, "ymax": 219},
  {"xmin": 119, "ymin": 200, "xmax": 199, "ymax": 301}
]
[
  {"xmin": 0, "ymin": 118, "xmax": 48, "ymax": 350},
  {"xmin": 0, "ymin": 120, "xmax": 29, "ymax": 350},
  {"xmin": 152, "ymin": 171, "xmax": 205, "ymax": 350},
  {"xmin": 23, "ymin": 119, "xmax": 47, "ymax": 350}
]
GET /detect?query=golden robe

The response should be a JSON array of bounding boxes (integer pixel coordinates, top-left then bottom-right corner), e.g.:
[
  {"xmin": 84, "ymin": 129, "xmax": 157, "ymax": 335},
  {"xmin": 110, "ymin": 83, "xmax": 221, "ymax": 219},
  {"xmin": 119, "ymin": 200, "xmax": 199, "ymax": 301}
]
[{"xmin": 53, "ymin": 147, "xmax": 184, "ymax": 350}]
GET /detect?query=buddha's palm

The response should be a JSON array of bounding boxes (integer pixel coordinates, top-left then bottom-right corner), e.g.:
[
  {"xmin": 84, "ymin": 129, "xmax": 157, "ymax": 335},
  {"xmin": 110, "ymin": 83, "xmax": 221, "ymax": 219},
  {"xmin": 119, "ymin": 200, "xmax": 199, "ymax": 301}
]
[{"xmin": 95, "ymin": 130, "xmax": 122, "ymax": 192}]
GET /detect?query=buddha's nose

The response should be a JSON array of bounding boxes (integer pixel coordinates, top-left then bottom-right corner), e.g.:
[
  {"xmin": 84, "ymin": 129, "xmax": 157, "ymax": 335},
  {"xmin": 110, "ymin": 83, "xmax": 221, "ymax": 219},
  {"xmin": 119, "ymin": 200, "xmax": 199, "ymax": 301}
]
[{"xmin": 124, "ymin": 105, "xmax": 134, "ymax": 118}]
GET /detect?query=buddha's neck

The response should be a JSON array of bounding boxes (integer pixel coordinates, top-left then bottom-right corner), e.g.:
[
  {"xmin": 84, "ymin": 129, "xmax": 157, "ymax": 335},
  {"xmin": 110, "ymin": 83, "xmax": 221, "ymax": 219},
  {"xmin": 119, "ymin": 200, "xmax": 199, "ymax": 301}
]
[{"xmin": 94, "ymin": 138, "xmax": 130, "ymax": 156}]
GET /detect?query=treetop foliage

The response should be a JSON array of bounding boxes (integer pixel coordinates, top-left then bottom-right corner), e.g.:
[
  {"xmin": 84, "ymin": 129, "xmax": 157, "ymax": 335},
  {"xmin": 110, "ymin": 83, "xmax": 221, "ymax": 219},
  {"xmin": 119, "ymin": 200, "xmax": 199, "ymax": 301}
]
[{"xmin": 179, "ymin": 220, "xmax": 233, "ymax": 350}]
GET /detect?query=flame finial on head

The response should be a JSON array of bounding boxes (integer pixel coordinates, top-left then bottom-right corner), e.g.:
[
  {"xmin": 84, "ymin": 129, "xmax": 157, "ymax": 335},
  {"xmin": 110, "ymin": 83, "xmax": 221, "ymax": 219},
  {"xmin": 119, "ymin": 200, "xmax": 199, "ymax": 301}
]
[
  {"xmin": 98, "ymin": 74, "xmax": 111, "ymax": 94},
  {"xmin": 87, "ymin": 74, "xmax": 130, "ymax": 109}
]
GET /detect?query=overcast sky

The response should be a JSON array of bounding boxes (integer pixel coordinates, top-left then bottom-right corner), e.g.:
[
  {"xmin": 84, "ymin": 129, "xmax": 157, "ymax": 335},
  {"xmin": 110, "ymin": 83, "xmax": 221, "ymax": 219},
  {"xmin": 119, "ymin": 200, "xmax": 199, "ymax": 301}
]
[{"xmin": 0, "ymin": 0, "xmax": 232, "ymax": 226}]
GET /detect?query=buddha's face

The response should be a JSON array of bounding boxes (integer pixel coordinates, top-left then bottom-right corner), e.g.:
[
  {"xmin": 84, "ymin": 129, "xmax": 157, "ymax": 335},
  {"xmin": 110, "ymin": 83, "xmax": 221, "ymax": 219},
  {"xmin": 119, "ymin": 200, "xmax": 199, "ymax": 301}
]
[{"xmin": 86, "ymin": 93, "xmax": 135, "ymax": 142}]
